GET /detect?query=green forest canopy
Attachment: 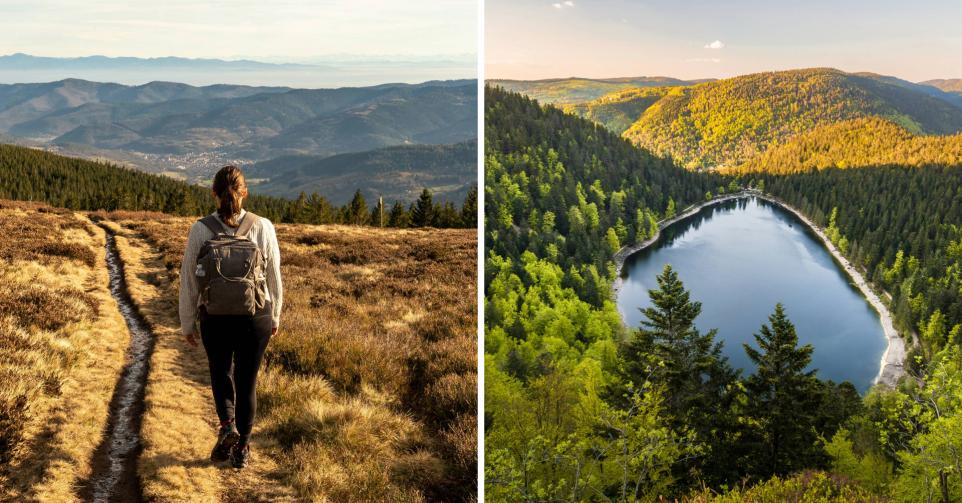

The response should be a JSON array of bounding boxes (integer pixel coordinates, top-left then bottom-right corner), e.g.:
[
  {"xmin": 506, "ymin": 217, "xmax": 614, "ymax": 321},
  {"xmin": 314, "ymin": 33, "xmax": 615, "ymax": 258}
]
[{"xmin": 0, "ymin": 143, "xmax": 477, "ymax": 228}]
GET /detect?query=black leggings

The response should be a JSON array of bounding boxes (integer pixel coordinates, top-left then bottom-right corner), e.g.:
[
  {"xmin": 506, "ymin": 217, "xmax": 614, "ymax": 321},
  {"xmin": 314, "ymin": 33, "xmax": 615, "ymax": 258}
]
[{"xmin": 200, "ymin": 312, "xmax": 272, "ymax": 445}]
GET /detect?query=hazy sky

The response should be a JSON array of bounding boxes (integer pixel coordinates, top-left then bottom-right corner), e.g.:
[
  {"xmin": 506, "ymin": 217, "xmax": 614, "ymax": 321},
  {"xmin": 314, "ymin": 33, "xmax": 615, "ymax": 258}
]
[
  {"xmin": 486, "ymin": 0, "xmax": 962, "ymax": 82},
  {"xmin": 0, "ymin": 0, "xmax": 477, "ymax": 61}
]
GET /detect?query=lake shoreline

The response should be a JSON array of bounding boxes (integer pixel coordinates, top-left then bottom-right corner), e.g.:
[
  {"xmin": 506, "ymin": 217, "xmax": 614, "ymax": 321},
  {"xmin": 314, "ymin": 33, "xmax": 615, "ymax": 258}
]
[{"xmin": 612, "ymin": 190, "xmax": 906, "ymax": 388}]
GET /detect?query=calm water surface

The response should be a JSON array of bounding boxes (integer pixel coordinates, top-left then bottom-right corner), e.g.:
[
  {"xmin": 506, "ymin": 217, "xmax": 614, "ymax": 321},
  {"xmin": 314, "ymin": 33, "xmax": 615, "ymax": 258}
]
[{"xmin": 617, "ymin": 197, "xmax": 886, "ymax": 391}]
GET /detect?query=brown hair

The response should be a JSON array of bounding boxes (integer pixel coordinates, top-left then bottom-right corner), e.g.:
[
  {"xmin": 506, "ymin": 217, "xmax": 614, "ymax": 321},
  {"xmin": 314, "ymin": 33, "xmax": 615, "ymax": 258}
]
[{"xmin": 212, "ymin": 165, "xmax": 247, "ymax": 227}]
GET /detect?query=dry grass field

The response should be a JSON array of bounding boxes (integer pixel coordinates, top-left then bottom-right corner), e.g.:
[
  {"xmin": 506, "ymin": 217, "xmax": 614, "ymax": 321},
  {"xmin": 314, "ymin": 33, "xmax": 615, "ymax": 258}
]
[
  {"xmin": 0, "ymin": 198, "xmax": 476, "ymax": 502},
  {"xmin": 100, "ymin": 213, "xmax": 478, "ymax": 502},
  {"xmin": 0, "ymin": 201, "xmax": 130, "ymax": 502}
]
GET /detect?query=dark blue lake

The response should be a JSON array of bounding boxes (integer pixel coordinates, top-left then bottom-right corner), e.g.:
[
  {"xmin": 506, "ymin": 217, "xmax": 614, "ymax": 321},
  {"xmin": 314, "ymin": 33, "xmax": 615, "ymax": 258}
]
[{"xmin": 616, "ymin": 197, "xmax": 886, "ymax": 391}]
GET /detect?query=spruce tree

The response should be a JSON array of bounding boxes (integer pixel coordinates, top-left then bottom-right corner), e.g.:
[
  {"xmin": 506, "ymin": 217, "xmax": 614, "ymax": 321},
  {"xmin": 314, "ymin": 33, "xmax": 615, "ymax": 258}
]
[
  {"xmin": 388, "ymin": 201, "xmax": 410, "ymax": 228},
  {"xmin": 460, "ymin": 186, "xmax": 478, "ymax": 228},
  {"xmin": 621, "ymin": 264, "xmax": 739, "ymax": 486},
  {"xmin": 412, "ymin": 188, "xmax": 434, "ymax": 227},
  {"xmin": 743, "ymin": 303, "xmax": 823, "ymax": 478},
  {"xmin": 347, "ymin": 189, "xmax": 369, "ymax": 226}
]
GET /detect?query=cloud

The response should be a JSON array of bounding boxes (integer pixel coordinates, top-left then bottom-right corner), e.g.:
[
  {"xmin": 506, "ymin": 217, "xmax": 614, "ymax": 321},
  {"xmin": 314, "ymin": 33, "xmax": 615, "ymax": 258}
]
[
  {"xmin": 686, "ymin": 57, "xmax": 721, "ymax": 63},
  {"xmin": 553, "ymin": 1, "xmax": 575, "ymax": 8},
  {"xmin": 704, "ymin": 40, "xmax": 724, "ymax": 49}
]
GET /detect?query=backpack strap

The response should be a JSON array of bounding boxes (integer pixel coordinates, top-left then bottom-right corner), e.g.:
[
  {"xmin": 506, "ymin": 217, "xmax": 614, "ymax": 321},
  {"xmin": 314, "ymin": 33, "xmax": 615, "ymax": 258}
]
[
  {"xmin": 200, "ymin": 214, "xmax": 227, "ymax": 235},
  {"xmin": 235, "ymin": 212, "xmax": 259, "ymax": 238}
]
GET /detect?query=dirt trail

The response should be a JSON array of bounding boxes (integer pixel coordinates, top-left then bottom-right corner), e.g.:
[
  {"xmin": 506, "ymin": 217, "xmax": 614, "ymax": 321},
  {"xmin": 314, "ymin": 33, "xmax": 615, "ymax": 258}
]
[
  {"xmin": 80, "ymin": 226, "xmax": 154, "ymax": 502},
  {"xmin": 102, "ymin": 220, "xmax": 291, "ymax": 502}
]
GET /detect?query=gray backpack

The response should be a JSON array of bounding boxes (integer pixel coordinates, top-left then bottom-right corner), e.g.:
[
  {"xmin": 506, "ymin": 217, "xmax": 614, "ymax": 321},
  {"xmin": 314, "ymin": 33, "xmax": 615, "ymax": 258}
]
[{"xmin": 195, "ymin": 212, "xmax": 266, "ymax": 316}]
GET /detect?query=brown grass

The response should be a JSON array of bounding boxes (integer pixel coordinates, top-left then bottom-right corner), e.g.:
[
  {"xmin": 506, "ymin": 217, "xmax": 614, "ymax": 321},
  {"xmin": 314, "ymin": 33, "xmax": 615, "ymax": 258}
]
[
  {"xmin": 0, "ymin": 201, "xmax": 130, "ymax": 502},
  {"xmin": 103, "ymin": 215, "xmax": 477, "ymax": 502}
]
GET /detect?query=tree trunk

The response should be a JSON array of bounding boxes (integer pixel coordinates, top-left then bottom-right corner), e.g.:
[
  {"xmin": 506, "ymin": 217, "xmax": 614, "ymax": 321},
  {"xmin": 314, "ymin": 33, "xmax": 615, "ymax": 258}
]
[{"xmin": 940, "ymin": 469, "xmax": 949, "ymax": 503}]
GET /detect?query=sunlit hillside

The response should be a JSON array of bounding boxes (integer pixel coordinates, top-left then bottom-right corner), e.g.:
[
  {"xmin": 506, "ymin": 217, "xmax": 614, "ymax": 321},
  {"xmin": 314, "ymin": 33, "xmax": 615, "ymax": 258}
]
[{"xmin": 727, "ymin": 117, "xmax": 962, "ymax": 174}]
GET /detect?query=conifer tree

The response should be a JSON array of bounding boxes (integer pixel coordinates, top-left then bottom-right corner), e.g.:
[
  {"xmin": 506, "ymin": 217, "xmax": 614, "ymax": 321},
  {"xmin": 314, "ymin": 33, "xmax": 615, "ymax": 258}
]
[
  {"xmin": 743, "ymin": 303, "xmax": 823, "ymax": 477},
  {"xmin": 387, "ymin": 201, "xmax": 410, "ymax": 228},
  {"xmin": 412, "ymin": 188, "xmax": 435, "ymax": 227},
  {"xmin": 347, "ymin": 189, "xmax": 369, "ymax": 226},
  {"xmin": 460, "ymin": 186, "xmax": 478, "ymax": 228},
  {"xmin": 621, "ymin": 264, "xmax": 738, "ymax": 485}
]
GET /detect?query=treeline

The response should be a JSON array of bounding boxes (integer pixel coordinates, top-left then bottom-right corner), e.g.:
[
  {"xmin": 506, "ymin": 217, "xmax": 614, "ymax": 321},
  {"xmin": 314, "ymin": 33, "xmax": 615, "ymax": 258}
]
[
  {"xmin": 0, "ymin": 144, "xmax": 477, "ymax": 228},
  {"xmin": 287, "ymin": 187, "xmax": 477, "ymax": 229}
]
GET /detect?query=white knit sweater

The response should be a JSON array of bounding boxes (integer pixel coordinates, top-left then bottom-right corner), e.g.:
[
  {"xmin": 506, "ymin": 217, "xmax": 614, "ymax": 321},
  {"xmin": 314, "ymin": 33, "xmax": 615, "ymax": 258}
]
[{"xmin": 178, "ymin": 209, "xmax": 283, "ymax": 335}]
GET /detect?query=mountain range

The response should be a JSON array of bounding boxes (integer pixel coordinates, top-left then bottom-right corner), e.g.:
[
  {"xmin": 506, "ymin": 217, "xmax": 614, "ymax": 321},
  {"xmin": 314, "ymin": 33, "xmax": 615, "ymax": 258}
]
[
  {"xmin": 0, "ymin": 78, "xmax": 477, "ymax": 199},
  {"xmin": 487, "ymin": 77, "xmax": 712, "ymax": 105},
  {"xmin": 0, "ymin": 53, "xmax": 477, "ymax": 88},
  {"xmin": 0, "ymin": 53, "xmax": 310, "ymax": 71},
  {"xmin": 494, "ymin": 68, "xmax": 962, "ymax": 171}
]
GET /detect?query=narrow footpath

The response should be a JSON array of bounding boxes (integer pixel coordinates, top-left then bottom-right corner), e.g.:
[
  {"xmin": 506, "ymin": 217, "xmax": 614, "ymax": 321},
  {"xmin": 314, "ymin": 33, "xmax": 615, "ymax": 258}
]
[{"xmin": 80, "ymin": 226, "xmax": 154, "ymax": 503}]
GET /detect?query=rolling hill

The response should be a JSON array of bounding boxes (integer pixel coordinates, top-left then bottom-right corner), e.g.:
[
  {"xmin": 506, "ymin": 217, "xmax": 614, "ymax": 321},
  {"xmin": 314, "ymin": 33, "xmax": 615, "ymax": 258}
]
[
  {"xmin": 615, "ymin": 68, "xmax": 962, "ymax": 169},
  {"xmin": 725, "ymin": 117, "xmax": 962, "ymax": 174},
  {"xmin": 563, "ymin": 86, "xmax": 671, "ymax": 134},
  {"xmin": 922, "ymin": 78, "xmax": 962, "ymax": 95},
  {"xmin": 249, "ymin": 141, "xmax": 477, "ymax": 204},
  {"xmin": 0, "ymin": 79, "xmax": 475, "ymax": 155},
  {"xmin": 487, "ymin": 76, "xmax": 706, "ymax": 105}
]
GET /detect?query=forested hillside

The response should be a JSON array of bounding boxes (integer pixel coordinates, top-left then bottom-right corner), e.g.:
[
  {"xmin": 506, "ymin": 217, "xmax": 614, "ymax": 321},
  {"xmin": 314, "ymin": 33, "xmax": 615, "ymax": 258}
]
[
  {"xmin": 0, "ymin": 144, "xmax": 476, "ymax": 228},
  {"xmin": 486, "ymin": 87, "xmax": 962, "ymax": 501},
  {"xmin": 0, "ymin": 78, "xmax": 477, "ymax": 192},
  {"xmin": 249, "ymin": 140, "xmax": 477, "ymax": 204},
  {"xmin": 620, "ymin": 68, "xmax": 962, "ymax": 169},
  {"xmin": 729, "ymin": 117, "xmax": 962, "ymax": 174},
  {"xmin": 563, "ymin": 86, "xmax": 669, "ymax": 134},
  {"xmin": 494, "ymin": 69, "xmax": 962, "ymax": 173},
  {"xmin": 758, "ymin": 167, "xmax": 962, "ymax": 354}
]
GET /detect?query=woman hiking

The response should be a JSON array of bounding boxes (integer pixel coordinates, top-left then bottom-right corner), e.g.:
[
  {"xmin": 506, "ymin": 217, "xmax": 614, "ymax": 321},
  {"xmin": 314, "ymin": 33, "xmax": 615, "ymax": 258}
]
[{"xmin": 179, "ymin": 165, "xmax": 283, "ymax": 469}]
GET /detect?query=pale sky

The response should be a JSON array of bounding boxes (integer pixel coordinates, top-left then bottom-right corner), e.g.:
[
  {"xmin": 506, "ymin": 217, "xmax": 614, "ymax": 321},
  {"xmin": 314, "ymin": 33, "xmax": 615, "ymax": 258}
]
[
  {"xmin": 0, "ymin": 0, "xmax": 477, "ymax": 61},
  {"xmin": 486, "ymin": 0, "xmax": 962, "ymax": 82}
]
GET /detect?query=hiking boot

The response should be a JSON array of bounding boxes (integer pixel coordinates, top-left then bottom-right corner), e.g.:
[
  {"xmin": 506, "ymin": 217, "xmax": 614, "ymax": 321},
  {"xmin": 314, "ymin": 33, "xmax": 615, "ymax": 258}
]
[
  {"xmin": 229, "ymin": 442, "xmax": 250, "ymax": 469},
  {"xmin": 210, "ymin": 422, "xmax": 240, "ymax": 462}
]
